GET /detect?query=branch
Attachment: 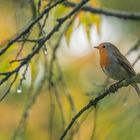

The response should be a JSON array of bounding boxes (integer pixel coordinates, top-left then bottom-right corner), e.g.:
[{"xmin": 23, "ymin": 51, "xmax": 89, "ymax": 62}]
[
  {"xmin": 0, "ymin": 0, "xmax": 65, "ymax": 56},
  {"xmin": 60, "ymin": 74, "xmax": 140, "ymax": 140},
  {"xmin": 0, "ymin": 0, "xmax": 89, "ymax": 101},
  {"xmin": 64, "ymin": 1, "xmax": 140, "ymax": 20},
  {"xmin": 23, "ymin": 0, "xmax": 89, "ymax": 66}
]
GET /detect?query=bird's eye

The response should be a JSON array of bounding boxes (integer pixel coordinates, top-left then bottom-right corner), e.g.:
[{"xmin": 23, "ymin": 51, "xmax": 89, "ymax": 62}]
[{"xmin": 102, "ymin": 45, "xmax": 105, "ymax": 48}]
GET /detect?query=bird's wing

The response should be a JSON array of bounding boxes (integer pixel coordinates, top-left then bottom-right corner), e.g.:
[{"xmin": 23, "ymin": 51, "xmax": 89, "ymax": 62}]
[{"xmin": 116, "ymin": 53, "xmax": 136, "ymax": 76}]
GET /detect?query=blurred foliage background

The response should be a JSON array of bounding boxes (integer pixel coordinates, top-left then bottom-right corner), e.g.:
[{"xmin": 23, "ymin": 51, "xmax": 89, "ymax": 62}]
[{"xmin": 0, "ymin": 0, "xmax": 140, "ymax": 140}]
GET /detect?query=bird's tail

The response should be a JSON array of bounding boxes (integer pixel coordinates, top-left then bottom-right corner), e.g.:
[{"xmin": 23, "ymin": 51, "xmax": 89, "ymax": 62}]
[{"xmin": 131, "ymin": 84, "xmax": 140, "ymax": 100}]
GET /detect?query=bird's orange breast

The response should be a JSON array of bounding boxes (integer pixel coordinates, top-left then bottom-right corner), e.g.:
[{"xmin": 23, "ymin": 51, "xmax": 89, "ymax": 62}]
[{"xmin": 99, "ymin": 49, "xmax": 109, "ymax": 68}]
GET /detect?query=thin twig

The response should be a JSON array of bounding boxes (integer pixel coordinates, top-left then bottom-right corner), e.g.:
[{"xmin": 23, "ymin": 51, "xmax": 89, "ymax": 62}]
[
  {"xmin": 53, "ymin": 85, "xmax": 66, "ymax": 131},
  {"xmin": 12, "ymin": 69, "xmax": 47, "ymax": 140},
  {"xmin": 56, "ymin": 60, "xmax": 77, "ymax": 115},
  {"xmin": 64, "ymin": 1, "xmax": 140, "ymax": 20},
  {"xmin": 126, "ymin": 39, "xmax": 140, "ymax": 56},
  {"xmin": 0, "ymin": 72, "xmax": 18, "ymax": 102},
  {"xmin": 0, "ymin": 0, "xmax": 65, "ymax": 56},
  {"xmin": 90, "ymin": 106, "xmax": 98, "ymax": 140},
  {"xmin": 132, "ymin": 55, "xmax": 140, "ymax": 66},
  {"xmin": 17, "ymin": 64, "xmax": 29, "ymax": 92},
  {"xmin": 0, "ymin": 0, "xmax": 89, "ymax": 101}
]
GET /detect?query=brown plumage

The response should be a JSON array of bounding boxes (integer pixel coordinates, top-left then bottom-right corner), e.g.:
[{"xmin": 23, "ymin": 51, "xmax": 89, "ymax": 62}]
[{"xmin": 95, "ymin": 42, "xmax": 140, "ymax": 100}]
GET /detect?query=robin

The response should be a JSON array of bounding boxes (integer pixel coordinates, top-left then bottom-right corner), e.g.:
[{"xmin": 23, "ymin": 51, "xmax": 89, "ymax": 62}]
[{"xmin": 95, "ymin": 42, "xmax": 140, "ymax": 99}]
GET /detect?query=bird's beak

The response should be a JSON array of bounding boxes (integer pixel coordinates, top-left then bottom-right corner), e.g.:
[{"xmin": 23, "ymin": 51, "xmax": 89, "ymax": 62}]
[{"xmin": 94, "ymin": 46, "xmax": 99, "ymax": 49}]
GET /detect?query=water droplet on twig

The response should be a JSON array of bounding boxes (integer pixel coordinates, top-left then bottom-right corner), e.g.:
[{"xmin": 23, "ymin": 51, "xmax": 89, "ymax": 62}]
[
  {"xmin": 44, "ymin": 47, "xmax": 48, "ymax": 55},
  {"xmin": 17, "ymin": 88, "xmax": 22, "ymax": 94},
  {"xmin": 44, "ymin": 50, "xmax": 48, "ymax": 55}
]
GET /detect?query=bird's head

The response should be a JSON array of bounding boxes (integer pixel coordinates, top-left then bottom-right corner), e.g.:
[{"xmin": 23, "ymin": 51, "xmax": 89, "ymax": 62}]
[{"xmin": 94, "ymin": 42, "xmax": 119, "ymax": 55}]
